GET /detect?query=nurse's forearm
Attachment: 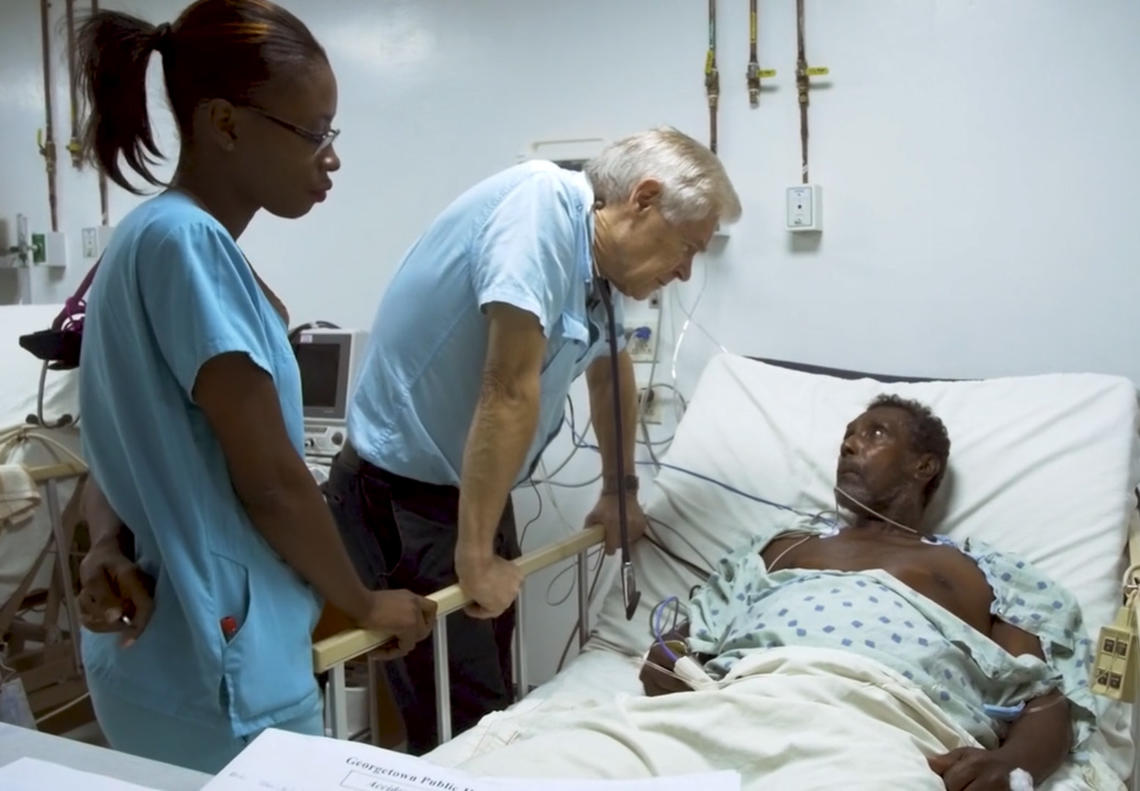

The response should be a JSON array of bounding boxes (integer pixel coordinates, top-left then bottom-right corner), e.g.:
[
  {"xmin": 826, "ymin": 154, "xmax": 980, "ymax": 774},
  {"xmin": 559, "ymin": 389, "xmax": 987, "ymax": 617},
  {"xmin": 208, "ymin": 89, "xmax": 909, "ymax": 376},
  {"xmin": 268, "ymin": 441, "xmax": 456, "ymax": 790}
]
[
  {"xmin": 81, "ymin": 476, "xmax": 126, "ymax": 551},
  {"xmin": 586, "ymin": 350, "xmax": 637, "ymax": 488},
  {"xmin": 457, "ymin": 376, "xmax": 540, "ymax": 563},
  {"xmin": 194, "ymin": 352, "xmax": 373, "ymax": 623},
  {"xmin": 240, "ymin": 462, "xmax": 372, "ymax": 622}
]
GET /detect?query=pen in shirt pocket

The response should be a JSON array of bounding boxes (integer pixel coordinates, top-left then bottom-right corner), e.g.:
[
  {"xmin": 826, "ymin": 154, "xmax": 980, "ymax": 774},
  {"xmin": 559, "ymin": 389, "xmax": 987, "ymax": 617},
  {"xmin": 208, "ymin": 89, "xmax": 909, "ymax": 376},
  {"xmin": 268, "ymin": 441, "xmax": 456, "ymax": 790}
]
[{"xmin": 220, "ymin": 616, "xmax": 239, "ymax": 643}]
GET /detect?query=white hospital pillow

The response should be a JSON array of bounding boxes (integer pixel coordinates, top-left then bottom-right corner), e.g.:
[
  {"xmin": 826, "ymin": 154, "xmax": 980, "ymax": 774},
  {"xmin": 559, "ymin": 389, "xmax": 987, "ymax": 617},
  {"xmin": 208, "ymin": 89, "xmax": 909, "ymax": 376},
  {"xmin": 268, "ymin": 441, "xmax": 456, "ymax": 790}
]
[{"xmin": 593, "ymin": 353, "xmax": 1140, "ymax": 781}]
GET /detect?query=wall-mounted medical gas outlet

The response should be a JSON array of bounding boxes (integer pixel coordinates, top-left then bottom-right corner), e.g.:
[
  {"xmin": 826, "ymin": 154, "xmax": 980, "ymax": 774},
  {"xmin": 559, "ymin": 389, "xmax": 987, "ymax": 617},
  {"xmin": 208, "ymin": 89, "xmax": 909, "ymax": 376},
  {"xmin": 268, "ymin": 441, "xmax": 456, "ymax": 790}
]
[
  {"xmin": 786, "ymin": 184, "xmax": 823, "ymax": 232},
  {"xmin": 31, "ymin": 231, "xmax": 68, "ymax": 269},
  {"xmin": 82, "ymin": 226, "xmax": 114, "ymax": 261},
  {"xmin": 2, "ymin": 214, "xmax": 33, "ymax": 266},
  {"xmin": 627, "ymin": 324, "xmax": 657, "ymax": 363}
]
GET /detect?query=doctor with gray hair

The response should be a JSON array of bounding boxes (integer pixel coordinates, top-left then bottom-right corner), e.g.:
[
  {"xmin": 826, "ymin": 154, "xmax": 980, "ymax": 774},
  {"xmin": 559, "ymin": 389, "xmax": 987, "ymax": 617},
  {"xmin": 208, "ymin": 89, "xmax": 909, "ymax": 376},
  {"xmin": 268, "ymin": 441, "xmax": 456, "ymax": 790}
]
[{"xmin": 325, "ymin": 126, "xmax": 741, "ymax": 753}]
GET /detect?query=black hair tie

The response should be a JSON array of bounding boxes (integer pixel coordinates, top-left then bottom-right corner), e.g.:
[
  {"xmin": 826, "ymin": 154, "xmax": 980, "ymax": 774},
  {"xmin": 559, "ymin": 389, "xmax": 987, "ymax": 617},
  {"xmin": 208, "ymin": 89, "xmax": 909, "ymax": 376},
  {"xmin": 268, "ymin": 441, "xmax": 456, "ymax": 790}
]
[{"xmin": 153, "ymin": 22, "xmax": 173, "ymax": 54}]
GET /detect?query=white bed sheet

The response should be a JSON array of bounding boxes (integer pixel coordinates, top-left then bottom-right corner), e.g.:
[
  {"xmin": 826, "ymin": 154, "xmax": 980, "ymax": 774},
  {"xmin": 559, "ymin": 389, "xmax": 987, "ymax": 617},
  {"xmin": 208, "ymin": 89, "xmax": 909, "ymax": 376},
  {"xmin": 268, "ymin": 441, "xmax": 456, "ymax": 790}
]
[{"xmin": 428, "ymin": 647, "xmax": 642, "ymax": 767}]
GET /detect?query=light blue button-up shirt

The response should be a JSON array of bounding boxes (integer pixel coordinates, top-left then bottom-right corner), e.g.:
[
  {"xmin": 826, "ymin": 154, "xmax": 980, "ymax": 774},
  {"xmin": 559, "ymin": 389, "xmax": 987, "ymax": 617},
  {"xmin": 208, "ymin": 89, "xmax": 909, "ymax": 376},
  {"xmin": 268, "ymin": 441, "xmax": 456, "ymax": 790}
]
[
  {"xmin": 80, "ymin": 191, "xmax": 322, "ymax": 735},
  {"xmin": 348, "ymin": 161, "xmax": 621, "ymax": 486}
]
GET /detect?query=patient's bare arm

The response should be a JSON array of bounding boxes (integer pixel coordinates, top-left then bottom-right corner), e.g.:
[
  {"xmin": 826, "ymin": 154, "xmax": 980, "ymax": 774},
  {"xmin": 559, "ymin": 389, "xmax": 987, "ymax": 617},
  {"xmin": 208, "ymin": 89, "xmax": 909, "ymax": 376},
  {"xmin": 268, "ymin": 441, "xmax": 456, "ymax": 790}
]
[
  {"xmin": 929, "ymin": 620, "xmax": 1070, "ymax": 789},
  {"xmin": 640, "ymin": 623, "xmax": 693, "ymax": 697},
  {"xmin": 997, "ymin": 689, "xmax": 1070, "ymax": 778},
  {"xmin": 989, "ymin": 620, "xmax": 1071, "ymax": 781}
]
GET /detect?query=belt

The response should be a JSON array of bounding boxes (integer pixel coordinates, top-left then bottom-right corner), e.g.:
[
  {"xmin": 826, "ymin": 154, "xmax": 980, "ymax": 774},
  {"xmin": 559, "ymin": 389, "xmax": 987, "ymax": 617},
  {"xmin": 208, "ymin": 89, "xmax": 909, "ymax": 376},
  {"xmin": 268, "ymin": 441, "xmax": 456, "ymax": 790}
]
[
  {"xmin": 338, "ymin": 441, "xmax": 367, "ymax": 473},
  {"xmin": 337, "ymin": 443, "xmax": 457, "ymax": 500}
]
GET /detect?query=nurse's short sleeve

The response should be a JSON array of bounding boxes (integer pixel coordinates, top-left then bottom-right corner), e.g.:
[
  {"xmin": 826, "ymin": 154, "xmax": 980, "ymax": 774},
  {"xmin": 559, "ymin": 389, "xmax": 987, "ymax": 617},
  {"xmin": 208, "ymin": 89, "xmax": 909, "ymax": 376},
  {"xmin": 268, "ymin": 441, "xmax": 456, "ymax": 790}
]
[
  {"xmin": 138, "ymin": 222, "xmax": 273, "ymax": 398},
  {"xmin": 472, "ymin": 172, "xmax": 577, "ymax": 336}
]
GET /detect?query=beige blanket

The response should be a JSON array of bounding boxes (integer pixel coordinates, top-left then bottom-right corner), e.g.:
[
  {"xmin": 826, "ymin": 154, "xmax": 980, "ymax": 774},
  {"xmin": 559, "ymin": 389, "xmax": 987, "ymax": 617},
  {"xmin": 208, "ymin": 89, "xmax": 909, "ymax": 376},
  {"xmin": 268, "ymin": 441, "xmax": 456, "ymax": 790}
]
[{"xmin": 435, "ymin": 647, "xmax": 1119, "ymax": 791}]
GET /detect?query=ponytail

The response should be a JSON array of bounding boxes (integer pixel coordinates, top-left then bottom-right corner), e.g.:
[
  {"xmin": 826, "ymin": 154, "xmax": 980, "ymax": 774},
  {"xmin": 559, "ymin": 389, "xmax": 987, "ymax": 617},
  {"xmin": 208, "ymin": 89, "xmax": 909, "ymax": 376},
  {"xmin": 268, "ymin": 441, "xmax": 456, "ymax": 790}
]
[
  {"xmin": 75, "ymin": 1, "xmax": 326, "ymax": 196},
  {"xmin": 76, "ymin": 11, "xmax": 166, "ymax": 194}
]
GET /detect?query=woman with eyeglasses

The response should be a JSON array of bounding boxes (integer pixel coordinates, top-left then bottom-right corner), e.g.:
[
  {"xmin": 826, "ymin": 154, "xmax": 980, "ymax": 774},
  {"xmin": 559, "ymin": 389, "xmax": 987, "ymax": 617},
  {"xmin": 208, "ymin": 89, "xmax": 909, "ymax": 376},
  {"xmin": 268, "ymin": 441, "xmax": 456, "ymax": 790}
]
[{"xmin": 72, "ymin": 0, "xmax": 436, "ymax": 771}]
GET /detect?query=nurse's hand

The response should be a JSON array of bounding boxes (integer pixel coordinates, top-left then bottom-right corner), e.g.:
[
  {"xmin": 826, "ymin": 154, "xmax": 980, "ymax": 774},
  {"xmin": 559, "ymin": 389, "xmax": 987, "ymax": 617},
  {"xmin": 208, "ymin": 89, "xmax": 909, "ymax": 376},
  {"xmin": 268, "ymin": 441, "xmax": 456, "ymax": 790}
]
[
  {"xmin": 456, "ymin": 553, "xmax": 523, "ymax": 620},
  {"xmin": 587, "ymin": 493, "xmax": 648, "ymax": 555},
  {"xmin": 361, "ymin": 590, "xmax": 436, "ymax": 657},
  {"xmin": 78, "ymin": 542, "xmax": 155, "ymax": 647}
]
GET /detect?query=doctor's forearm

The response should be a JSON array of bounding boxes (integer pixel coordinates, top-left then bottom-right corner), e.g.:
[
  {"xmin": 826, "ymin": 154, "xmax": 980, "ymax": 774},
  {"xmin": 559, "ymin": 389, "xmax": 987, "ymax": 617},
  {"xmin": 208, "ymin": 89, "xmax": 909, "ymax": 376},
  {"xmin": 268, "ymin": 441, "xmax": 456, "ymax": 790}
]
[
  {"xmin": 586, "ymin": 350, "xmax": 638, "ymax": 487},
  {"xmin": 457, "ymin": 382, "xmax": 540, "ymax": 561}
]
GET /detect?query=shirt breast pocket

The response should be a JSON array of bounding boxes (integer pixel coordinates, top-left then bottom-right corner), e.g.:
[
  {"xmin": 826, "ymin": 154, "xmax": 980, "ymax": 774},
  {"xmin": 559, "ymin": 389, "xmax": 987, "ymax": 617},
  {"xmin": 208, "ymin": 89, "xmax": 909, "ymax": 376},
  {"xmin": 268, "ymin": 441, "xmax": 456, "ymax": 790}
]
[{"xmin": 543, "ymin": 313, "xmax": 588, "ymax": 371}]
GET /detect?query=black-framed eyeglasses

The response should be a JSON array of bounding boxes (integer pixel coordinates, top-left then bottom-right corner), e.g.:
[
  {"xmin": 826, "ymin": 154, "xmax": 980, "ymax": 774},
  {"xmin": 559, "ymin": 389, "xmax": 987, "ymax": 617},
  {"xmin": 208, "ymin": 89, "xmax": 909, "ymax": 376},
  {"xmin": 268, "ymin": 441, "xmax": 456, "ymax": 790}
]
[{"xmin": 242, "ymin": 106, "xmax": 340, "ymax": 155}]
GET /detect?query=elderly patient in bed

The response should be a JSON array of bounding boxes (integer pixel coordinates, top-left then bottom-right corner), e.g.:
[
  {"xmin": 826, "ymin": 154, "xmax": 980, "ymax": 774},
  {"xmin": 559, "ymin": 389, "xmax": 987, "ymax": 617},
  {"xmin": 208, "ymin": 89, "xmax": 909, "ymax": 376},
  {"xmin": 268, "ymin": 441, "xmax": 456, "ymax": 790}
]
[
  {"xmin": 639, "ymin": 395, "xmax": 1097, "ymax": 789},
  {"xmin": 454, "ymin": 396, "xmax": 1099, "ymax": 790}
]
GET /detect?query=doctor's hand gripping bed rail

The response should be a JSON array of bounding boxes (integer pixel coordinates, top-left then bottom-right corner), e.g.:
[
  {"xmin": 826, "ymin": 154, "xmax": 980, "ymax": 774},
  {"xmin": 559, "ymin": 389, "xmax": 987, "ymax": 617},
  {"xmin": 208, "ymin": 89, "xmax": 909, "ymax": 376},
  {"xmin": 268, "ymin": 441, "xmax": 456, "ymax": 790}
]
[{"xmin": 311, "ymin": 525, "xmax": 605, "ymax": 743}]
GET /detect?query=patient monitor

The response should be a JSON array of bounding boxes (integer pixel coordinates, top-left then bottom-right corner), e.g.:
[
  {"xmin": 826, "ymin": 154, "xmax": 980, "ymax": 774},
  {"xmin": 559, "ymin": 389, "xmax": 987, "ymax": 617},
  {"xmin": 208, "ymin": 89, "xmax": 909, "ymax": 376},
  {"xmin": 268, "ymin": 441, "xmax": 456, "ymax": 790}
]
[{"xmin": 291, "ymin": 326, "xmax": 368, "ymax": 459}]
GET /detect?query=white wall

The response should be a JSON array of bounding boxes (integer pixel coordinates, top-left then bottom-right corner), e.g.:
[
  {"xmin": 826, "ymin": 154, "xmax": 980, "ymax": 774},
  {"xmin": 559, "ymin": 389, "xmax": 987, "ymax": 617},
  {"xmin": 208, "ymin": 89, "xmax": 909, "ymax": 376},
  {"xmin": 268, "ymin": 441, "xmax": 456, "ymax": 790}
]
[{"xmin": 2, "ymin": 0, "xmax": 1139, "ymax": 685}]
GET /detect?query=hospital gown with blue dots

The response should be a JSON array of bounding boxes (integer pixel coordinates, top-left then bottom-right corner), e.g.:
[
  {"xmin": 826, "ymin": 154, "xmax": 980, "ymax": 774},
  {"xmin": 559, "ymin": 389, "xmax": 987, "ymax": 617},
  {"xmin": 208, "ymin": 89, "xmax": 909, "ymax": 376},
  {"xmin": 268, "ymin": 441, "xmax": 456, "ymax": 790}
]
[{"xmin": 686, "ymin": 518, "xmax": 1097, "ymax": 752}]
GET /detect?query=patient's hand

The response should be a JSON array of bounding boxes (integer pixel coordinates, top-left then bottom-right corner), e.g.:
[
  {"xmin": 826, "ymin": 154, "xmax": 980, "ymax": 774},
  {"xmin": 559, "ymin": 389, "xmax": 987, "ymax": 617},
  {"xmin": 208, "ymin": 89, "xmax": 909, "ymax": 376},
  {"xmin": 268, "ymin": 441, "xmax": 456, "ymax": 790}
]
[
  {"xmin": 639, "ymin": 631, "xmax": 697, "ymax": 697},
  {"xmin": 928, "ymin": 747, "xmax": 1019, "ymax": 791},
  {"xmin": 78, "ymin": 541, "xmax": 155, "ymax": 647}
]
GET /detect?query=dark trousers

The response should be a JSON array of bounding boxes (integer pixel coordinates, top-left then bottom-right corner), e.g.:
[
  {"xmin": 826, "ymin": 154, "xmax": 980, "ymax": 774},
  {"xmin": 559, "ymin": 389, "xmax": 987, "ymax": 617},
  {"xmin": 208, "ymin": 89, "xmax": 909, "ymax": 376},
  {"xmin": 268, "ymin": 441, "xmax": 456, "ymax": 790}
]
[{"xmin": 324, "ymin": 446, "xmax": 520, "ymax": 754}]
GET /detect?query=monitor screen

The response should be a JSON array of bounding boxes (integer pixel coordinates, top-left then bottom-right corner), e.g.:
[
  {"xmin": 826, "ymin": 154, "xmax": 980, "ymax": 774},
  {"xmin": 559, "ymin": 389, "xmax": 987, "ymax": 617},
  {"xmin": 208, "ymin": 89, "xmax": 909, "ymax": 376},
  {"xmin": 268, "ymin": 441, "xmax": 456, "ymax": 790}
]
[
  {"xmin": 291, "ymin": 328, "xmax": 361, "ymax": 422},
  {"xmin": 294, "ymin": 342, "xmax": 340, "ymax": 409}
]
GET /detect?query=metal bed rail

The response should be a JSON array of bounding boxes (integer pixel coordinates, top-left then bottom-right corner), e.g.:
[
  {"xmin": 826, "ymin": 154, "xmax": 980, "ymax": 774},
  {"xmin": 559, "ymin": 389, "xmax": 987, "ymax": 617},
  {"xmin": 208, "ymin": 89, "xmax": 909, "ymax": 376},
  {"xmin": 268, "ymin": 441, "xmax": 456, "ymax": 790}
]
[{"xmin": 312, "ymin": 525, "xmax": 604, "ymax": 742}]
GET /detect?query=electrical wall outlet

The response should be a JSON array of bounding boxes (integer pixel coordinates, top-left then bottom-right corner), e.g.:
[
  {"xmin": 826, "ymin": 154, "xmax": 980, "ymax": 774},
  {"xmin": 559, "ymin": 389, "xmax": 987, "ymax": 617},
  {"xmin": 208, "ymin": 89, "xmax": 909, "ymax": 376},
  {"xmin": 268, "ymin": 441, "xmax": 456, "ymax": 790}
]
[
  {"xmin": 82, "ymin": 226, "xmax": 114, "ymax": 260},
  {"xmin": 786, "ymin": 184, "xmax": 823, "ymax": 232},
  {"xmin": 627, "ymin": 324, "xmax": 657, "ymax": 363},
  {"xmin": 637, "ymin": 388, "xmax": 662, "ymax": 425},
  {"xmin": 82, "ymin": 228, "xmax": 98, "ymax": 259}
]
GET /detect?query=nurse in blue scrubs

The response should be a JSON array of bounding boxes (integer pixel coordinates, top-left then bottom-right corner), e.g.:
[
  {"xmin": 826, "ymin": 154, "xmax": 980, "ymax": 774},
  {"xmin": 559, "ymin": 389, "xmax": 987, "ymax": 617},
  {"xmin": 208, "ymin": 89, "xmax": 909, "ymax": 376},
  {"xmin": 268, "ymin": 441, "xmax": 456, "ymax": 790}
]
[{"xmin": 70, "ymin": 0, "xmax": 435, "ymax": 772}]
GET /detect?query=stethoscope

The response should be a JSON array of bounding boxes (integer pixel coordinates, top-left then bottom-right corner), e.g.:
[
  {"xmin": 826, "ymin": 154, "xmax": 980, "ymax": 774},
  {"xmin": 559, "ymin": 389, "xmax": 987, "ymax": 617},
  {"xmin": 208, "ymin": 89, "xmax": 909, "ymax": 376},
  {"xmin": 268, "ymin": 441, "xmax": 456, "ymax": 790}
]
[{"xmin": 595, "ymin": 276, "xmax": 642, "ymax": 621}]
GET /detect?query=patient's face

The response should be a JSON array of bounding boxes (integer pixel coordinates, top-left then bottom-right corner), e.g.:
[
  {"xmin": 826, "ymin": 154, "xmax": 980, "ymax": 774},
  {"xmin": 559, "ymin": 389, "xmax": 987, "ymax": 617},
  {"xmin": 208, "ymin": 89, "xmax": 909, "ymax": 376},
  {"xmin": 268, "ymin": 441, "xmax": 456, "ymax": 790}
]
[{"xmin": 836, "ymin": 407, "xmax": 919, "ymax": 512}]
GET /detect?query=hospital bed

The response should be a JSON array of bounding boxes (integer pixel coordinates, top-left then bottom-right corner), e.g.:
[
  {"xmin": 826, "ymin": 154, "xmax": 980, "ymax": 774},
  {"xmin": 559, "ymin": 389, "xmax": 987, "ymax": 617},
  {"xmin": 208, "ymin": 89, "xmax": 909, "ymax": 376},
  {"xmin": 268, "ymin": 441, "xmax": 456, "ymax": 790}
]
[
  {"xmin": 315, "ymin": 352, "xmax": 1140, "ymax": 788},
  {"xmin": 0, "ymin": 304, "xmax": 88, "ymax": 730}
]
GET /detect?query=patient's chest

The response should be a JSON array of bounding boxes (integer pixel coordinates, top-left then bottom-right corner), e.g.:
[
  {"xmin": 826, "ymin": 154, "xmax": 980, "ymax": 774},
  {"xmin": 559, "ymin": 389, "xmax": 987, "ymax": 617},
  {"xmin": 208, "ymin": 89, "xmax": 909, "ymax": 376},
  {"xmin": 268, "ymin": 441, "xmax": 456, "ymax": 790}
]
[
  {"xmin": 762, "ymin": 534, "xmax": 995, "ymax": 635},
  {"xmin": 690, "ymin": 569, "xmax": 1004, "ymax": 742},
  {"xmin": 686, "ymin": 529, "xmax": 1088, "ymax": 751}
]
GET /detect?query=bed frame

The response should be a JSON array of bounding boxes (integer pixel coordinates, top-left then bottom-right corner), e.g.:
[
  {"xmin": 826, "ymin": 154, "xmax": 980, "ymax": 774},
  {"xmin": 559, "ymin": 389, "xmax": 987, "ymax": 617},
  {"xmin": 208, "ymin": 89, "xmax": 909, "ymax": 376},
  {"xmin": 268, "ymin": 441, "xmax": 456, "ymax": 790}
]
[
  {"xmin": 313, "ymin": 526, "xmax": 602, "ymax": 741},
  {"xmin": 312, "ymin": 357, "xmax": 1140, "ymax": 748}
]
